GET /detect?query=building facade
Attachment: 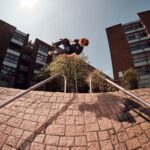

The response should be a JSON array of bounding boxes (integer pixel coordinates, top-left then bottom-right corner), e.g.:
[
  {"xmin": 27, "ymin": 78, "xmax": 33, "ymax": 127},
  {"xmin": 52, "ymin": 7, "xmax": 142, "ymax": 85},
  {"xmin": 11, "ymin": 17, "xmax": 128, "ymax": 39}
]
[
  {"xmin": 0, "ymin": 20, "xmax": 53, "ymax": 89},
  {"xmin": 106, "ymin": 10, "xmax": 150, "ymax": 88}
]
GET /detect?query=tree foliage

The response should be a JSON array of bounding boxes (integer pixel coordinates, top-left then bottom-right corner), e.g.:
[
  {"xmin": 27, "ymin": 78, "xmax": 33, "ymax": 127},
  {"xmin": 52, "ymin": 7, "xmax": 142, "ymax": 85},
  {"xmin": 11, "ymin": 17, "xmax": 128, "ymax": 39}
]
[
  {"xmin": 43, "ymin": 56, "xmax": 89, "ymax": 92},
  {"xmin": 122, "ymin": 68, "xmax": 139, "ymax": 90}
]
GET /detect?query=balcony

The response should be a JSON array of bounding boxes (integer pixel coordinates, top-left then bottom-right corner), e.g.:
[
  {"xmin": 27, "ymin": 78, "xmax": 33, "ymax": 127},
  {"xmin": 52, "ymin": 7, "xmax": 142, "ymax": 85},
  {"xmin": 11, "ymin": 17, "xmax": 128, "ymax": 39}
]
[
  {"xmin": 11, "ymin": 38, "xmax": 24, "ymax": 46},
  {"xmin": 36, "ymin": 59, "xmax": 46, "ymax": 65},
  {"xmin": 3, "ymin": 61, "xmax": 17, "ymax": 68},
  {"xmin": 131, "ymin": 47, "xmax": 150, "ymax": 54},
  {"xmin": 125, "ymin": 27, "xmax": 144, "ymax": 34},
  {"xmin": 128, "ymin": 36, "xmax": 150, "ymax": 44}
]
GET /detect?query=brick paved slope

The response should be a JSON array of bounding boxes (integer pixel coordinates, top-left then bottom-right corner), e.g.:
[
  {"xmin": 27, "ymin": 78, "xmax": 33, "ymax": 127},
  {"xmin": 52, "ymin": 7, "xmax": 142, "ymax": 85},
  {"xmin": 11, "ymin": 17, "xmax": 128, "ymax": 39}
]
[{"xmin": 0, "ymin": 87, "xmax": 149, "ymax": 150}]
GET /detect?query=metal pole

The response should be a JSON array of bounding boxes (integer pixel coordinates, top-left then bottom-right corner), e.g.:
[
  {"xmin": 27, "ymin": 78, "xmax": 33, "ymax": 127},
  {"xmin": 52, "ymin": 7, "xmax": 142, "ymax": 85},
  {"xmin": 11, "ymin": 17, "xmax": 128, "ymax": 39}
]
[
  {"xmin": 0, "ymin": 73, "xmax": 67, "ymax": 108},
  {"xmin": 74, "ymin": 70, "xmax": 78, "ymax": 93},
  {"xmin": 90, "ymin": 72, "xmax": 150, "ymax": 107},
  {"xmin": 89, "ymin": 73, "xmax": 92, "ymax": 93}
]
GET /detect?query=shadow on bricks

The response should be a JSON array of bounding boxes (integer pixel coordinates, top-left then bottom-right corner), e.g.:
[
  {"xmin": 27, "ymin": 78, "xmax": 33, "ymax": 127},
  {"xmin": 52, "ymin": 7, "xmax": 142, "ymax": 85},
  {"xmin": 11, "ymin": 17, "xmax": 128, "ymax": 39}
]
[
  {"xmin": 17, "ymin": 93, "xmax": 77, "ymax": 150},
  {"xmin": 79, "ymin": 93, "xmax": 150, "ymax": 123}
]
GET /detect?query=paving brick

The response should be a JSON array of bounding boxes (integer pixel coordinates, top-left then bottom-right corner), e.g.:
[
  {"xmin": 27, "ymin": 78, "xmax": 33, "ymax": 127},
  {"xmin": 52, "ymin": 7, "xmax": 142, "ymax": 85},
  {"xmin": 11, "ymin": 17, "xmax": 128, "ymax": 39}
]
[
  {"xmin": 30, "ymin": 142, "xmax": 45, "ymax": 150},
  {"xmin": 98, "ymin": 130, "xmax": 110, "ymax": 141},
  {"xmin": 117, "ymin": 132, "xmax": 129, "ymax": 142},
  {"xmin": 38, "ymin": 115, "xmax": 47, "ymax": 123},
  {"xmin": 56, "ymin": 116, "xmax": 66, "ymax": 124},
  {"xmin": 45, "ymin": 145, "xmax": 57, "ymax": 150},
  {"xmin": 126, "ymin": 127, "xmax": 136, "ymax": 138},
  {"xmin": 0, "ymin": 132, "xmax": 8, "ymax": 149},
  {"xmin": 21, "ymin": 131, "xmax": 35, "ymax": 141},
  {"xmin": 20, "ymin": 120, "xmax": 38, "ymax": 131},
  {"xmin": 60, "ymin": 136, "xmax": 74, "ymax": 146},
  {"xmin": 30, "ymin": 114, "xmax": 39, "ymax": 122},
  {"xmin": 86, "ymin": 123, "xmax": 99, "ymax": 132},
  {"xmin": 75, "ymin": 136, "xmax": 86, "ymax": 146},
  {"xmin": 17, "ymin": 139, "xmax": 31, "ymax": 150},
  {"xmin": 110, "ymin": 134, "xmax": 119, "ymax": 145},
  {"xmin": 11, "ymin": 128, "xmax": 23, "ymax": 138},
  {"xmin": 100, "ymin": 140, "xmax": 113, "ymax": 150},
  {"xmin": 115, "ymin": 143, "xmax": 127, "ymax": 150},
  {"xmin": 137, "ymin": 133, "xmax": 149, "ymax": 144},
  {"xmin": 23, "ymin": 114, "xmax": 31, "ymax": 120},
  {"xmin": 86, "ymin": 132, "xmax": 98, "ymax": 142},
  {"xmin": 76, "ymin": 125, "xmax": 85, "ymax": 135},
  {"xmin": 75, "ymin": 116, "xmax": 85, "ymax": 125},
  {"xmin": 7, "ymin": 117, "xmax": 23, "ymax": 128},
  {"xmin": 85, "ymin": 116, "xmax": 97, "ymax": 124},
  {"xmin": 66, "ymin": 125, "xmax": 85, "ymax": 136},
  {"xmin": 6, "ymin": 135, "xmax": 19, "ymax": 147},
  {"xmin": 58, "ymin": 147, "xmax": 69, "ymax": 150},
  {"xmin": 4, "ymin": 126, "xmax": 14, "ymax": 135},
  {"xmin": 44, "ymin": 135, "xmax": 59, "ymax": 145},
  {"xmin": 87, "ymin": 142, "xmax": 100, "ymax": 150},
  {"xmin": 132, "ymin": 125, "xmax": 143, "ymax": 136},
  {"xmin": 98, "ymin": 117, "xmax": 112, "ymax": 130},
  {"xmin": 126, "ymin": 138, "xmax": 141, "ymax": 150},
  {"xmin": 34, "ymin": 134, "xmax": 45, "ymax": 143},
  {"xmin": 140, "ymin": 122, "xmax": 150, "ymax": 130},
  {"xmin": 66, "ymin": 116, "xmax": 75, "ymax": 125},
  {"xmin": 145, "ymin": 129, "xmax": 150, "ymax": 138},
  {"xmin": 46, "ymin": 125, "xmax": 65, "ymax": 136},
  {"xmin": 0, "ymin": 124, "xmax": 7, "ymax": 132},
  {"xmin": 71, "ymin": 147, "xmax": 87, "ymax": 150},
  {"xmin": 1, "ymin": 144, "xmax": 12, "ymax": 150}
]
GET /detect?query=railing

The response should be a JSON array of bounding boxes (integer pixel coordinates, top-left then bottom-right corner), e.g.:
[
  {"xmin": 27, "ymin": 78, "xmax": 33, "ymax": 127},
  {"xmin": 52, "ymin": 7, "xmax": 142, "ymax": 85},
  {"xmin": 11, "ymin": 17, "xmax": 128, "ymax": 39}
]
[
  {"xmin": 89, "ymin": 72, "xmax": 150, "ymax": 108},
  {"xmin": 0, "ymin": 73, "xmax": 67, "ymax": 108}
]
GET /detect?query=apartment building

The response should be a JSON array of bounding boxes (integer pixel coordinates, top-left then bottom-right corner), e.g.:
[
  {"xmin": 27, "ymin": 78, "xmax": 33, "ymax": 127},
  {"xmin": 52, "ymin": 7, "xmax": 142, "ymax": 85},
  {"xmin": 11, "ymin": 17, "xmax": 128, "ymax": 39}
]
[
  {"xmin": 0, "ymin": 20, "xmax": 53, "ymax": 89},
  {"xmin": 106, "ymin": 10, "xmax": 150, "ymax": 88}
]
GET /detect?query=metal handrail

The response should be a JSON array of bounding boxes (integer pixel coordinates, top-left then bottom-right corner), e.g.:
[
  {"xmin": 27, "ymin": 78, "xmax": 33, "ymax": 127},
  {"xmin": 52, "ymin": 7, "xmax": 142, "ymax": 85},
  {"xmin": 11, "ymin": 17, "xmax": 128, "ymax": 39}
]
[
  {"xmin": 89, "ymin": 72, "xmax": 150, "ymax": 107},
  {"xmin": 0, "ymin": 73, "xmax": 67, "ymax": 108}
]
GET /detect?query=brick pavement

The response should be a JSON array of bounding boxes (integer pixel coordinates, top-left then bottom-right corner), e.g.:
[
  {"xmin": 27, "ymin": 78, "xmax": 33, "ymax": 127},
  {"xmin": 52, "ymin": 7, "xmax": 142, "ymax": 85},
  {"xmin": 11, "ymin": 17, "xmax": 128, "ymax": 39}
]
[{"xmin": 0, "ymin": 87, "xmax": 149, "ymax": 150}]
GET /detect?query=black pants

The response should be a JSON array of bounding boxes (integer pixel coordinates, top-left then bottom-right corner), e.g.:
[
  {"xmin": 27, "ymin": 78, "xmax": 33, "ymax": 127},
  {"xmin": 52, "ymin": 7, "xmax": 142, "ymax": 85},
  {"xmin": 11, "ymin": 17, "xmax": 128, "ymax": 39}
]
[
  {"xmin": 54, "ymin": 38, "xmax": 70, "ymax": 47},
  {"xmin": 53, "ymin": 39, "xmax": 71, "ymax": 54}
]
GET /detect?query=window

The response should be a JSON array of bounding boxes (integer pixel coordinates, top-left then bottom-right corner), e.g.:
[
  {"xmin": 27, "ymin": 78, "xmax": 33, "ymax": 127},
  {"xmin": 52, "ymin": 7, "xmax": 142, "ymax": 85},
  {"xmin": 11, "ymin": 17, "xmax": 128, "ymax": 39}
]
[
  {"xmin": 21, "ymin": 54, "xmax": 30, "ymax": 61},
  {"xmin": 0, "ymin": 65, "xmax": 16, "ymax": 76},
  {"xmin": 4, "ymin": 52, "xmax": 19, "ymax": 64},
  {"xmin": 124, "ymin": 22, "xmax": 143, "ymax": 32},
  {"xmin": 118, "ymin": 71, "xmax": 123, "ymax": 78},
  {"xmin": 36, "ymin": 53, "xmax": 47, "ymax": 63},
  {"xmin": 132, "ymin": 53, "xmax": 146, "ymax": 64},
  {"xmin": 126, "ymin": 31, "xmax": 147, "ymax": 41},
  {"xmin": 35, "ymin": 63, "xmax": 44, "ymax": 71},
  {"xmin": 136, "ymin": 66, "xmax": 150, "ymax": 76},
  {"xmin": 19, "ymin": 65, "xmax": 28, "ymax": 72},
  {"xmin": 129, "ymin": 41, "xmax": 150, "ymax": 51},
  {"xmin": 12, "ymin": 32, "xmax": 25, "ymax": 43},
  {"xmin": 38, "ymin": 45, "xmax": 49, "ymax": 53}
]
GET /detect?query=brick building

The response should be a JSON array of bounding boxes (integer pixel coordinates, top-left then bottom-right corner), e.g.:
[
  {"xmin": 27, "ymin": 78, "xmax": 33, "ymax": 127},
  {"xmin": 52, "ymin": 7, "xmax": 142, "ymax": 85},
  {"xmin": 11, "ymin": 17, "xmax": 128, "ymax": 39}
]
[
  {"xmin": 106, "ymin": 10, "xmax": 150, "ymax": 88},
  {"xmin": 0, "ymin": 20, "xmax": 53, "ymax": 89}
]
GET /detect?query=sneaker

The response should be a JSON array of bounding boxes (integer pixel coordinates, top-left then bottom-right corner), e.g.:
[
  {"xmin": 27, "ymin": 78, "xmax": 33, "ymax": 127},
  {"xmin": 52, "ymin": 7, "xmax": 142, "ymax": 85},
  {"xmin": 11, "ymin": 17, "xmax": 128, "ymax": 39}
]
[
  {"xmin": 48, "ymin": 50, "xmax": 57, "ymax": 55},
  {"xmin": 48, "ymin": 51, "xmax": 53, "ymax": 55},
  {"xmin": 52, "ymin": 43, "xmax": 58, "ymax": 48}
]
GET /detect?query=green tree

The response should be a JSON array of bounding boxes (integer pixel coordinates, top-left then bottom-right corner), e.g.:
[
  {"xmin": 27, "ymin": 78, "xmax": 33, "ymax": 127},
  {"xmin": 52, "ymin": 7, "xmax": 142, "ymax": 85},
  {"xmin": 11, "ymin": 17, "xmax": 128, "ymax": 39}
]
[
  {"xmin": 122, "ymin": 68, "xmax": 139, "ymax": 90},
  {"xmin": 91, "ymin": 70, "xmax": 105, "ymax": 92},
  {"xmin": 43, "ymin": 56, "xmax": 89, "ymax": 92}
]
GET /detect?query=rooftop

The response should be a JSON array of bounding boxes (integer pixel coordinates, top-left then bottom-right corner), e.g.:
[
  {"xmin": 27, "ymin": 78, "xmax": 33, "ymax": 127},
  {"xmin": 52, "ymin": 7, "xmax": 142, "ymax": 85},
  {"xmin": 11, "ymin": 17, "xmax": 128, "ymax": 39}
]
[{"xmin": 0, "ymin": 87, "xmax": 150, "ymax": 150}]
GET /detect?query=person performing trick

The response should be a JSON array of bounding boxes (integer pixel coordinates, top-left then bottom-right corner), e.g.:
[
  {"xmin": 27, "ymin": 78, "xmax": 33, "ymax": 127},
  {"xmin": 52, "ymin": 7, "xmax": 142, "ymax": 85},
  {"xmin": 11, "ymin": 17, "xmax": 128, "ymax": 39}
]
[{"xmin": 48, "ymin": 38, "xmax": 89, "ymax": 58}]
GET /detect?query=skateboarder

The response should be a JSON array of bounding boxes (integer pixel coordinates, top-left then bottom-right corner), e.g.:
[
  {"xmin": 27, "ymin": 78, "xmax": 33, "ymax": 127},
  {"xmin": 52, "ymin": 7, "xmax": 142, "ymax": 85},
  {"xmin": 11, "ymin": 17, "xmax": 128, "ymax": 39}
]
[{"xmin": 48, "ymin": 38, "xmax": 89, "ymax": 58}]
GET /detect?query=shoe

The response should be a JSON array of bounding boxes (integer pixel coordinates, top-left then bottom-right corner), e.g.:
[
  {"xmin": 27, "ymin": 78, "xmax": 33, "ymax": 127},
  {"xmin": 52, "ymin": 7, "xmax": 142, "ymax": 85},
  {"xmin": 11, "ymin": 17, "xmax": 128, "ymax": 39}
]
[
  {"xmin": 52, "ymin": 43, "xmax": 58, "ymax": 48},
  {"xmin": 48, "ymin": 50, "xmax": 57, "ymax": 55},
  {"xmin": 48, "ymin": 51, "xmax": 53, "ymax": 55}
]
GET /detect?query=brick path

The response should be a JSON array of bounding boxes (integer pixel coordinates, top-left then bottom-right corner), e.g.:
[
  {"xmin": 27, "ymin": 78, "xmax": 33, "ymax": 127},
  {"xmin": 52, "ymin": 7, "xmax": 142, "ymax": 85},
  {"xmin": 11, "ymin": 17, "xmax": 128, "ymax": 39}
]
[{"xmin": 0, "ymin": 87, "xmax": 149, "ymax": 150}]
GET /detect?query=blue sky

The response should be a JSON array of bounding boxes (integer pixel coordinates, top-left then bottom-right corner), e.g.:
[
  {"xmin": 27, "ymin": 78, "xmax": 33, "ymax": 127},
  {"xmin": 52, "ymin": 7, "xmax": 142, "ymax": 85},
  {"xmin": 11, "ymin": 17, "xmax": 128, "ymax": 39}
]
[{"xmin": 0, "ymin": 0, "xmax": 150, "ymax": 77}]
